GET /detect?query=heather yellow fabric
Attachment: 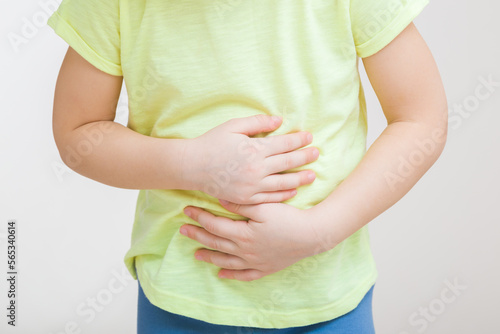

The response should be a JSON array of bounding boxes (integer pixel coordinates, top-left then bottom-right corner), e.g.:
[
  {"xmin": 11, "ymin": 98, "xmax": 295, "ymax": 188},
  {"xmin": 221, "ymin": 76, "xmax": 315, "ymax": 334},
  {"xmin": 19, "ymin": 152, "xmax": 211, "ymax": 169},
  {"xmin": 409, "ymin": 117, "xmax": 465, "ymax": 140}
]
[{"xmin": 48, "ymin": 0, "xmax": 429, "ymax": 328}]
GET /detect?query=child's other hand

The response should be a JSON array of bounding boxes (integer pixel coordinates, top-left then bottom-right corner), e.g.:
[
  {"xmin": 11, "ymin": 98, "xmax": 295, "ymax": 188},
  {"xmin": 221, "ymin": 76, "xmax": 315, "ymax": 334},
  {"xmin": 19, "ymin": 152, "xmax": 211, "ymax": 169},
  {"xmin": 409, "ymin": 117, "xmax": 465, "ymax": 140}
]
[
  {"xmin": 184, "ymin": 114, "xmax": 319, "ymax": 204},
  {"xmin": 179, "ymin": 199, "xmax": 330, "ymax": 282}
]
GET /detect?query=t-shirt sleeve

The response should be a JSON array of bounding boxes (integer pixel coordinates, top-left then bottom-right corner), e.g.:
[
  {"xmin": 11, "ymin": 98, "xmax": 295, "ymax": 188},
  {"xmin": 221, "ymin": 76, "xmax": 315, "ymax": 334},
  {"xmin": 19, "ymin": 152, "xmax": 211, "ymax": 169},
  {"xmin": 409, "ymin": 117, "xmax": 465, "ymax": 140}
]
[
  {"xmin": 47, "ymin": 0, "xmax": 122, "ymax": 76},
  {"xmin": 350, "ymin": 0, "xmax": 429, "ymax": 58}
]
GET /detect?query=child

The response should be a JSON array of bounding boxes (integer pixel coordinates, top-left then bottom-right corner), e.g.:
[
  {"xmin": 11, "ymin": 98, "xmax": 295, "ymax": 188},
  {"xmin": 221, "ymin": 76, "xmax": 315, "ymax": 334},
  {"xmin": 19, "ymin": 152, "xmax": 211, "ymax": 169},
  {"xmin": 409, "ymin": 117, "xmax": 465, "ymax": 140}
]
[{"xmin": 48, "ymin": 0, "xmax": 447, "ymax": 333}]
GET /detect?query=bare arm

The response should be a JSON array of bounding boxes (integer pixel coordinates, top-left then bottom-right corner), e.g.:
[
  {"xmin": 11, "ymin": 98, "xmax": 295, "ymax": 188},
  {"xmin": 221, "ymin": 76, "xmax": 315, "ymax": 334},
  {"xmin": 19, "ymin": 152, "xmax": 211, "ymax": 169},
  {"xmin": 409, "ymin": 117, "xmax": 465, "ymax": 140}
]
[
  {"xmin": 52, "ymin": 46, "xmax": 191, "ymax": 190},
  {"xmin": 309, "ymin": 22, "xmax": 448, "ymax": 249},
  {"xmin": 52, "ymin": 47, "xmax": 319, "ymax": 201},
  {"xmin": 169, "ymin": 23, "xmax": 449, "ymax": 281}
]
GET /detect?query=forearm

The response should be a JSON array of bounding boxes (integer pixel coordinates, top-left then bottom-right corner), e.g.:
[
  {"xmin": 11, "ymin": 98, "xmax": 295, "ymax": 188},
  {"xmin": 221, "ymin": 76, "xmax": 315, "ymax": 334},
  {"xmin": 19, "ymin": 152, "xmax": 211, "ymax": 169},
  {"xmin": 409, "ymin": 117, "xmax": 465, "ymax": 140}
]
[
  {"xmin": 57, "ymin": 120, "xmax": 195, "ymax": 190},
  {"xmin": 309, "ymin": 120, "xmax": 447, "ymax": 252}
]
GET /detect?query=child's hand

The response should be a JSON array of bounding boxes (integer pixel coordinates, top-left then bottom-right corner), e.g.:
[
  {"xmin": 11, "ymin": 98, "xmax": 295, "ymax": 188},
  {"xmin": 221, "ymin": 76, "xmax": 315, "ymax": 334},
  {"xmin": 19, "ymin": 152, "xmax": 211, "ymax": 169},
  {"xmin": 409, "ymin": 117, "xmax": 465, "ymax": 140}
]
[
  {"xmin": 183, "ymin": 114, "xmax": 319, "ymax": 204},
  {"xmin": 179, "ymin": 199, "xmax": 330, "ymax": 281}
]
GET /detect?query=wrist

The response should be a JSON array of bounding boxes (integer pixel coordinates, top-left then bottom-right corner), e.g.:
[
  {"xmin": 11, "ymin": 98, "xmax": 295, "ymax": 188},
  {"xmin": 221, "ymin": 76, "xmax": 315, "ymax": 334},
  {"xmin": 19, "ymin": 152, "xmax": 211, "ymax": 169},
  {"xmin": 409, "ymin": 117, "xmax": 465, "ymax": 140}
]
[
  {"xmin": 156, "ymin": 137, "xmax": 199, "ymax": 191},
  {"xmin": 305, "ymin": 204, "xmax": 341, "ymax": 254},
  {"xmin": 176, "ymin": 138, "xmax": 200, "ymax": 191}
]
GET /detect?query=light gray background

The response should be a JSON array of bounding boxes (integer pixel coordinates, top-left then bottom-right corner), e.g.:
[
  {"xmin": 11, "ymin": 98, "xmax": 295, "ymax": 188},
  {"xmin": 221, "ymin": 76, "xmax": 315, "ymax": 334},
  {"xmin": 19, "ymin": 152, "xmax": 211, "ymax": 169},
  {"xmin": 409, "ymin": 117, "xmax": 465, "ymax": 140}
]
[{"xmin": 1, "ymin": 0, "xmax": 499, "ymax": 333}]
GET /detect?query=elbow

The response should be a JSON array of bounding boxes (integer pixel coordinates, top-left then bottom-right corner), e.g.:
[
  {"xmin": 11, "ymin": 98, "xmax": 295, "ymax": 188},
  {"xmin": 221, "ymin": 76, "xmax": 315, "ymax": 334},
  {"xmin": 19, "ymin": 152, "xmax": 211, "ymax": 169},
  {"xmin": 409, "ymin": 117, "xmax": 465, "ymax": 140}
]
[
  {"xmin": 53, "ymin": 133, "xmax": 74, "ymax": 171},
  {"xmin": 427, "ymin": 102, "xmax": 449, "ymax": 162},
  {"xmin": 436, "ymin": 100, "xmax": 449, "ymax": 151},
  {"xmin": 52, "ymin": 120, "xmax": 69, "ymax": 166},
  {"xmin": 52, "ymin": 123, "xmax": 82, "ymax": 171}
]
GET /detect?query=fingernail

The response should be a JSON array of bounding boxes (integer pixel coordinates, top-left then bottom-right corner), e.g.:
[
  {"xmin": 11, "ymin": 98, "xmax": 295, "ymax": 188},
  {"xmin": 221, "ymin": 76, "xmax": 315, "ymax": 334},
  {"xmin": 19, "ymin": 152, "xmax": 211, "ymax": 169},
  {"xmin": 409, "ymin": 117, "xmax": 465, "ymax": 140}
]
[
  {"xmin": 308, "ymin": 172, "xmax": 316, "ymax": 181},
  {"xmin": 195, "ymin": 253, "xmax": 203, "ymax": 260},
  {"xmin": 271, "ymin": 116, "xmax": 282, "ymax": 124},
  {"xmin": 291, "ymin": 189, "xmax": 297, "ymax": 196},
  {"xmin": 184, "ymin": 208, "xmax": 192, "ymax": 217},
  {"xmin": 313, "ymin": 148, "xmax": 319, "ymax": 158},
  {"xmin": 219, "ymin": 199, "xmax": 229, "ymax": 205},
  {"xmin": 218, "ymin": 272, "xmax": 227, "ymax": 278},
  {"xmin": 180, "ymin": 227, "xmax": 188, "ymax": 235},
  {"xmin": 307, "ymin": 132, "xmax": 312, "ymax": 142}
]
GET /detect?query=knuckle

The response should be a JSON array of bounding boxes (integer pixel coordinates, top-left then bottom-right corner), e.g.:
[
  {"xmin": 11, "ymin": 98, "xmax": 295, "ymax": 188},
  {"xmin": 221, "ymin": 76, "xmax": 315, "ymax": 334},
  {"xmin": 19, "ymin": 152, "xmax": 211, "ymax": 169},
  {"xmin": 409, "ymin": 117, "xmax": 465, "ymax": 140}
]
[
  {"xmin": 241, "ymin": 251, "xmax": 258, "ymax": 263},
  {"xmin": 261, "ymin": 192, "xmax": 271, "ymax": 203},
  {"xmin": 210, "ymin": 238, "xmax": 221, "ymax": 250},
  {"xmin": 247, "ymin": 144, "xmax": 259, "ymax": 157},
  {"xmin": 237, "ymin": 137, "xmax": 251, "ymax": 153},
  {"xmin": 247, "ymin": 194, "xmax": 259, "ymax": 205},
  {"xmin": 299, "ymin": 149, "xmax": 309, "ymax": 164},
  {"xmin": 276, "ymin": 176, "xmax": 287, "ymax": 190},
  {"xmin": 203, "ymin": 219, "xmax": 216, "ymax": 233},
  {"xmin": 226, "ymin": 259, "xmax": 239, "ymax": 270},
  {"xmin": 239, "ymin": 231, "xmax": 252, "ymax": 245},
  {"xmin": 248, "ymin": 161, "xmax": 259, "ymax": 173},
  {"xmin": 284, "ymin": 155, "xmax": 293, "ymax": 170},
  {"xmin": 296, "ymin": 149, "xmax": 310, "ymax": 165},
  {"xmin": 238, "ymin": 235, "xmax": 250, "ymax": 245},
  {"xmin": 296, "ymin": 173, "xmax": 305, "ymax": 186},
  {"xmin": 237, "ymin": 225, "xmax": 255, "ymax": 245},
  {"xmin": 243, "ymin": 161, "xmax": 258, "ymax": 175},
  {"xmin": 254, "ymin": 114, "xmax": 269, "ymax": 127},
  {"xmin": 252, "ymin": 137, "xmax": 267, "ymax": 151},
  {"xmin": 284, "ymin": 137, "xmax": 294, "ymax": 152}
]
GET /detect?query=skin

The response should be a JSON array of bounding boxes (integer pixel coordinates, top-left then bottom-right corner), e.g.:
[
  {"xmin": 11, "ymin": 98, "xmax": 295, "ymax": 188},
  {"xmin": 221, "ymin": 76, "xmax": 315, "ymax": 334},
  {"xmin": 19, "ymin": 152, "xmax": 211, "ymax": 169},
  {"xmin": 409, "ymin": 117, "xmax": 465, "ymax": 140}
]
[
  {"xmin": 179, "ymin": 22, "xmax": 448, "ymax": 281},
  {"xmin": 52, "ymin": 49, "xmax": 320, "ymax": 202},
  {"xmin": 53, "ymin": 21, "xmax": 447, "ymax": 282}
]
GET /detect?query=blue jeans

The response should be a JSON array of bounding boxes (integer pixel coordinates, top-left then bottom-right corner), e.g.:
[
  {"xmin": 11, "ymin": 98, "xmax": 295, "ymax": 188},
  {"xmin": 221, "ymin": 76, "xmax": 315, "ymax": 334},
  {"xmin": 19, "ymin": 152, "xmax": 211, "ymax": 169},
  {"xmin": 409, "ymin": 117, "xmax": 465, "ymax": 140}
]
[{"xmin": 137, "ymin": 277, "xmax": 376, "ymax": 334}]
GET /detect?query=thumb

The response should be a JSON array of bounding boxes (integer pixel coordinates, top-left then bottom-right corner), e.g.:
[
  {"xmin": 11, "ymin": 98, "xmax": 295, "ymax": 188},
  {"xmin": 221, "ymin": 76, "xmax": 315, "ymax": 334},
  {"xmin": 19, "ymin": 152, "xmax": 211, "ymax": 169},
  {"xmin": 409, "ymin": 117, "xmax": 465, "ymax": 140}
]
[
  {"xmin": 224, "ymin": 114, "xmax": 282, "ymax": 137},
  {"xmin": 219, "ymin": 199, "xmax": 260, "ymax": 221}
]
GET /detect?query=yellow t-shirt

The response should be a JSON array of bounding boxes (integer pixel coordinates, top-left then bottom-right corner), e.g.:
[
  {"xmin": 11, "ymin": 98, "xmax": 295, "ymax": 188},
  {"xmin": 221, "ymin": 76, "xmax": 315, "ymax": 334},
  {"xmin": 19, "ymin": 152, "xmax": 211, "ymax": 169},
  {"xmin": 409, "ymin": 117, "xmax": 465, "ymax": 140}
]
[{"xmin": 48, "ymin": 0, "xmax": 429, "ymax": 328}]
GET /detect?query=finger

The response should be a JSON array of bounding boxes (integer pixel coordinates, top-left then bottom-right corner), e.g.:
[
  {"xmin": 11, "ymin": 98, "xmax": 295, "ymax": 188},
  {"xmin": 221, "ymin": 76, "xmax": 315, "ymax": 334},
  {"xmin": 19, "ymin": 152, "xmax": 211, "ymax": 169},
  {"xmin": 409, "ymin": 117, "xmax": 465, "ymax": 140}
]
[
  {"xmin": 223, "ymin": 114, "xmax": 283, "ymax": 136},
  {"xmin": 264, "ymin": 146, "xmax": 319, "ymax": 175},
  {"xmin": 218, "ymin": 200, "xmax": 261, "ymax": 220},
  {"xmin": 259, "ymin": 170, "xmax": 316, "ymax": 193},
  {"xmin": 195, "ymin": 249, "xmax": 249, "ymax": 271},
  {"xmin": 248, "ymin": 189, "xmax": 298, "ymax": 204},
  {"xmin": 184, "ymin": 206, "xmax": 244, "ymax": 240},
  {"xmin": 180, "ymin": 224, "xmax": 239, "ymax": 255},
  {"xmin": 218, "ymin": 200, "xmax": 268, "ymax": 223},
  {"xmin": 218, "ymin": 268, "xmax": 265, "ymax": 281},
  {"xmin": 262, "ymin": 131, "xmax": 313, "ymax": 157}
]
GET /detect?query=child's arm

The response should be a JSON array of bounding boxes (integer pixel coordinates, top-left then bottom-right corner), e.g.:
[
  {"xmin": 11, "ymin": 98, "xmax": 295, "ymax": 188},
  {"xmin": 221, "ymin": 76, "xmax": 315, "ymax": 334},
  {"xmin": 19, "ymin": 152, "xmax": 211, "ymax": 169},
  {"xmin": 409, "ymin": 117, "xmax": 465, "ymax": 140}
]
[
  {"xmin": 53, "ymin": 47, "xmax": 319, "ymax": 204},
  {"xmin": 307, "ymin": 22, "xmax": 448, "ymax": 248},
  {"xmin": 178, "ymin": 22, "xmax": 448, "ymax": 281}
]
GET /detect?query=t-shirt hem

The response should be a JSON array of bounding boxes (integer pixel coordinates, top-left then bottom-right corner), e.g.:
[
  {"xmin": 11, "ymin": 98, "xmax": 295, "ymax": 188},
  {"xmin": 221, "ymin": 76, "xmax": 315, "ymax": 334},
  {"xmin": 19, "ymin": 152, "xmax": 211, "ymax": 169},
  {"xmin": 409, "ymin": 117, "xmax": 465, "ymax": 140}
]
[
  {"xmin": 356, "ymin": 0, "xmax": 430, "ymax": 58},
  {"xmin": 136, "ymin": 257, "xmax": 378, "ymax": 329},
  {"xmin": 124, "ymin": 256, "xmax": 138, "ymax": 280},
  {"xmin": 47, "ymin": 11, "xmax": 123, "ymax": 76}
]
